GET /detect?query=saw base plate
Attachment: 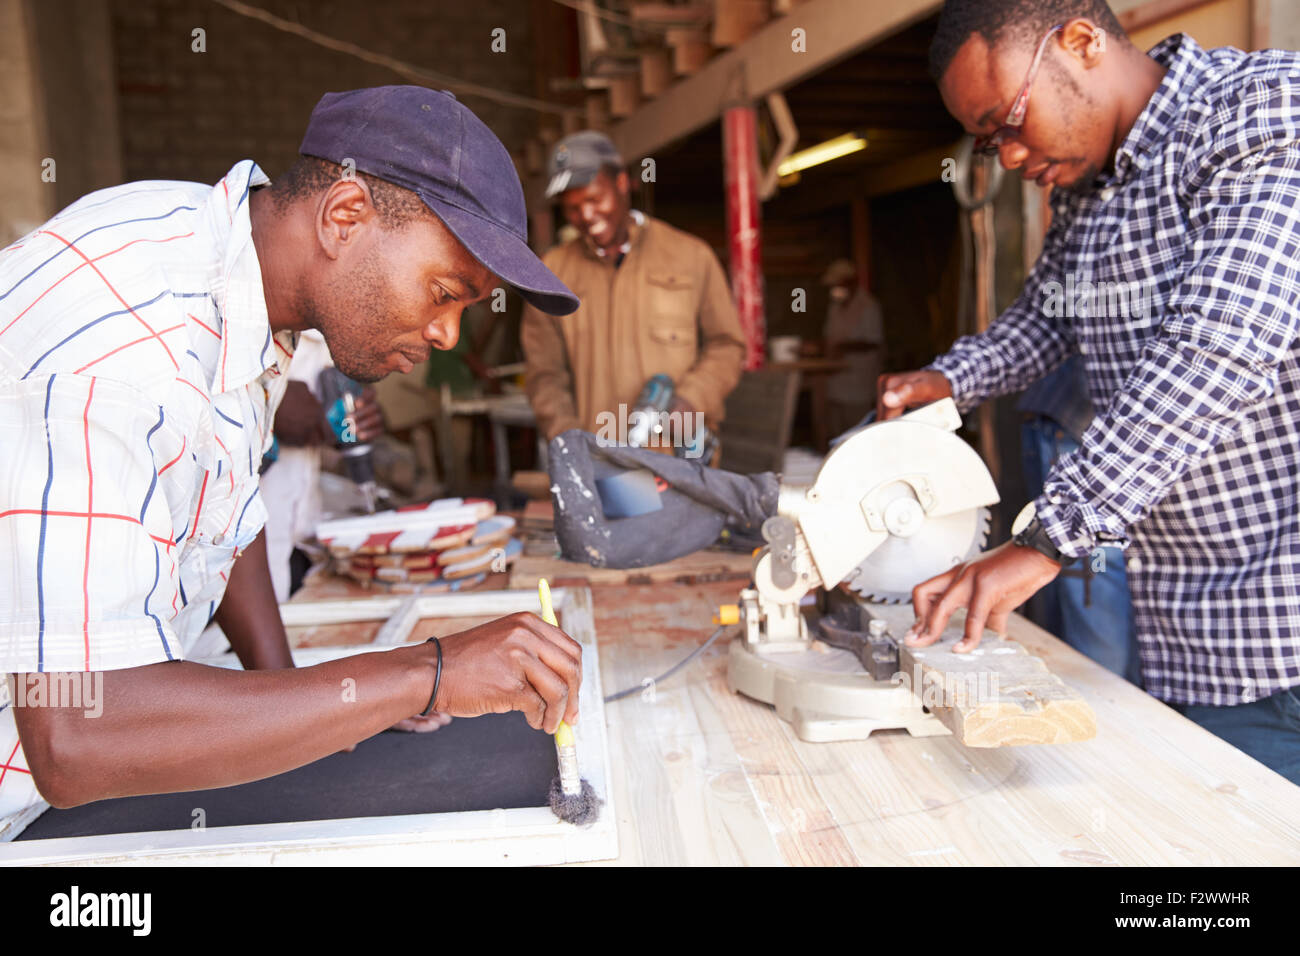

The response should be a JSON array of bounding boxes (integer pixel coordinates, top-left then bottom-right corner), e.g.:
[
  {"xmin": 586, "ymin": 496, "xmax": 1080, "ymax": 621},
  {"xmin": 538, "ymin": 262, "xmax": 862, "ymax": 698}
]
[{"xmin": 727, "ymin": 637, "xmax": 950, "ymax": 743}]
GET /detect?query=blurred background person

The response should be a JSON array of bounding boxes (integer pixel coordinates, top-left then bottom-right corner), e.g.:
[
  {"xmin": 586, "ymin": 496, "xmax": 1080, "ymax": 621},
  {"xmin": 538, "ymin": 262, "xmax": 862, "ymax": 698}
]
[
  {"xmin": 522, "ymin": 131, "xmax": 745, "ymax": 458},
  {"xmin": 820, "ymin": 258, "xmax": 885, "ymax": 438},
  {"xmin": 261, "ymin": 330, "xmax": 383, "ymax": 600}
]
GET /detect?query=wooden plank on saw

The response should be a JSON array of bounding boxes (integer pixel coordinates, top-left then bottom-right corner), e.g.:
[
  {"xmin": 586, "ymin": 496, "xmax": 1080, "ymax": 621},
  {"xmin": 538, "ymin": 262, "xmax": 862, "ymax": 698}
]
[{"xmin": 889, "ymin": 608, "xmax": 1097, "ymax": 747}]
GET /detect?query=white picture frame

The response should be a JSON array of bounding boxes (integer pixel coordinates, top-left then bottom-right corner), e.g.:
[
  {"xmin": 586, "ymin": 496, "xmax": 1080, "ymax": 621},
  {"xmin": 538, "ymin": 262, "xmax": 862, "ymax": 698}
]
[{"xmin": 1, "ymin": 587, "xmax": 618, "ymax": 866}]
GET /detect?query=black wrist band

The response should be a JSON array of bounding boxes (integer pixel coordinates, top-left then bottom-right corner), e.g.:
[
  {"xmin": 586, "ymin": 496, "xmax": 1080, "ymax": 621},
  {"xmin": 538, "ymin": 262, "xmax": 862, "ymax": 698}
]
[
  {"xmin": 1013, "ymin": 515, "xmax": 1065, "ymax": 564},
  {"xmin": 421, "ymin": 637, "xmax": 442, "ymax": 717}
]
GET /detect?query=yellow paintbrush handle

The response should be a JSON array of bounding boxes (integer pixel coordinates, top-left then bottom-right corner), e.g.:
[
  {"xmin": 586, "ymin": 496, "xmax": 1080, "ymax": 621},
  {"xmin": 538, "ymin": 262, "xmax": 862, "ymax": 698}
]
[
  {"xmin": 537, "ymin": 577, "xmax": 575, "ymax": 745},
  {"xmin": 538, "ymin": 578, "xmax": 557, "ymax": 627}
]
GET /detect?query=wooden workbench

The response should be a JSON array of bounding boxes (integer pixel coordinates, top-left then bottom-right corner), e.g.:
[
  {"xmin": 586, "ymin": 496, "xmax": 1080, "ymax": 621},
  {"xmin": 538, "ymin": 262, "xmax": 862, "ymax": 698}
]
[
  {"xmin": 285, "ymin": 572, "xmax": 1300, "ymax": 865},
  {"xmin": 582, "ymin": 580, "xmax": 1300, "ymax": 865}
]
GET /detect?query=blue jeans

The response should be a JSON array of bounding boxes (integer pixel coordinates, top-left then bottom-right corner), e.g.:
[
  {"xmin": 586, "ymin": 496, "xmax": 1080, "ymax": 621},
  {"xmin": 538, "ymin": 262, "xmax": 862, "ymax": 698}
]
[
  {"xmin": 1173, "ymin": 689, "xmax": 1300, "ymax": 786},
  {"xmin": 1021, "ymin": 418, "xmax": 1142, "ymax": 686}
]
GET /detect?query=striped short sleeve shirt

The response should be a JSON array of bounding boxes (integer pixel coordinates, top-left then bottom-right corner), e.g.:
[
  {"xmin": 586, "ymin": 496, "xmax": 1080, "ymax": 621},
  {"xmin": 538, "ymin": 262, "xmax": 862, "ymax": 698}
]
[{"xmin": 0, "ymin": 160, "xmax": 295, "ymax": 823}]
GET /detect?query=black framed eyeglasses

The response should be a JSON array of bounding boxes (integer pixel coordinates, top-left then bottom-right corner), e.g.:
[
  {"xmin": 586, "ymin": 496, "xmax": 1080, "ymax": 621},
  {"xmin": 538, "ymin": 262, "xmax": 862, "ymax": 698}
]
[{"xmin": 973, "ymin": 24, "xmax": 1064, "ymax": 157}]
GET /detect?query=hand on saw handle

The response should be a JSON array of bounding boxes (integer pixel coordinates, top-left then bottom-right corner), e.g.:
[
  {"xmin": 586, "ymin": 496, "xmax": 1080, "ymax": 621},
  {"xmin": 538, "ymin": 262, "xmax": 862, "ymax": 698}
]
[
  {"xmin": 905, "ymin": 541, "xmax": 1063, "ymax": 651},
  {"xmin": 876, "ymin": 369, "xmax": 953, "ymax": 421}
]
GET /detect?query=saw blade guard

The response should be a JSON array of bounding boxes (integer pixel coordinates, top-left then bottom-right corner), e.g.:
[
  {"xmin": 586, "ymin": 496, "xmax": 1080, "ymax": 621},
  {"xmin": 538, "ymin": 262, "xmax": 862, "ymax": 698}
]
[{"xmin": 785, "ymin": 399, "xmax": 999, "ymax": 595}]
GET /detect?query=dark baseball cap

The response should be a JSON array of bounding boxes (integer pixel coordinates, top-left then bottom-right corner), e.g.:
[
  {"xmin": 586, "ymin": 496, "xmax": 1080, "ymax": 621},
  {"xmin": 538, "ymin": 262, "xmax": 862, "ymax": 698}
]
[
  {"xmin": 545, "ymin": 131, "xmax": 624, "ymax": 199},
  {"xmin": 300, "ymin": 86, "xmax": 579, "ymax": 316}
]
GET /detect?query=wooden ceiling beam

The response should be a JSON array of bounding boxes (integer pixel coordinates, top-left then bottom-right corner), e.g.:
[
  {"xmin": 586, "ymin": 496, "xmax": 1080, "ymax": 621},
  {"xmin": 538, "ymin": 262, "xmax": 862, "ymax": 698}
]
[{"xmin": 610, "ymin": 0, "xmax": 942, "ymax": 160}]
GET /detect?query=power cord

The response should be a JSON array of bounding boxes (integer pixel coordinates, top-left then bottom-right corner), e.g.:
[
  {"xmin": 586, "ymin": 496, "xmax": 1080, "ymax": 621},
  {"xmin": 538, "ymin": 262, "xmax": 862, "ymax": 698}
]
[{"xmin": 604, "ymin": 625, "xmax": 733, "ymax": 703}]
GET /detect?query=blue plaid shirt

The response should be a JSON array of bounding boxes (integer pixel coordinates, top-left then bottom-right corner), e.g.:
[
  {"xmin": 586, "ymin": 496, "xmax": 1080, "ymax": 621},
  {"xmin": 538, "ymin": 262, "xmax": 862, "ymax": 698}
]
[{"xmin": 929, "ymin": 35, "xmax": 1300, "ymax": 706}]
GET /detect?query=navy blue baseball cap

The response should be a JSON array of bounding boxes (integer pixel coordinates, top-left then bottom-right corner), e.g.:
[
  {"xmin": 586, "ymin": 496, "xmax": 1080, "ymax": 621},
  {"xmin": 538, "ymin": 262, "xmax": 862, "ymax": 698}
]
[
  {"xmin": 546, "ymin": 131, "xmax": 624, "ymax": 198},
  {"xmin": 300, "ymin": 86, "xmax": 579, "ymax": 316}
]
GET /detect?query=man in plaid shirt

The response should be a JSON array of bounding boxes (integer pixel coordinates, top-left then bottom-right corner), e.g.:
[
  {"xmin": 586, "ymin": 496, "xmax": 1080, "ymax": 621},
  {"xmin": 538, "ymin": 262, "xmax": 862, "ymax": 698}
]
[{"xmin": 881, "ymin": 0, "xmax": 1300, "ymax": 783}]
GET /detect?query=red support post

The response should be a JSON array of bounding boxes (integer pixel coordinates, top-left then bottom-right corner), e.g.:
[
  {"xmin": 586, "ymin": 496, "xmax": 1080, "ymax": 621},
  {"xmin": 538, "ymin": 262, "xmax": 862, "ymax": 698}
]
[{"xmin": 723, "ymin": 103, "xmax": 765, "ymax": 370}]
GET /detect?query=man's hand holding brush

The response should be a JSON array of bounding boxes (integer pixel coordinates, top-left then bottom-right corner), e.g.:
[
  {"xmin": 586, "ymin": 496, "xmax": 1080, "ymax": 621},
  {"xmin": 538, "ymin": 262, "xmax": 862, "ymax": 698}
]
[{"xmin": 424, "ymin": 613, "xmax": 582, "ymax": 733}]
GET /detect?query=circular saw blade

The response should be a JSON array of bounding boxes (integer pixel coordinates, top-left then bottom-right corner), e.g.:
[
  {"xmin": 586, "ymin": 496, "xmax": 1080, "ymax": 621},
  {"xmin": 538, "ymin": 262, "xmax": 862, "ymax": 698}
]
[{"xmin": 847, "ymin": 506, "xmax": 991, "ymax": 604}]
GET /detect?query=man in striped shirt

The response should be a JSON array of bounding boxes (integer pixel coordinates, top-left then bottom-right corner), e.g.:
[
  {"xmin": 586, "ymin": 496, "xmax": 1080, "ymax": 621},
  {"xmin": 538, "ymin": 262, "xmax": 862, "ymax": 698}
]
[
  {"xmin": 881, "ymin": 1, "xmax": 1300, "ymax": 782},
  {"xmin": 0, "ymin": 87, "xmax": 584, "ymax": 831}
]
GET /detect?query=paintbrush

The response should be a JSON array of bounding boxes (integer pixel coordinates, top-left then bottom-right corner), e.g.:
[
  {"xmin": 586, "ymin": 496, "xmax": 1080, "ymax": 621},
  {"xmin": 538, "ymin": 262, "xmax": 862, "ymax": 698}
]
[{"xmin": 538, "ymin": 578, "xmax": 600, "ymax": 825}]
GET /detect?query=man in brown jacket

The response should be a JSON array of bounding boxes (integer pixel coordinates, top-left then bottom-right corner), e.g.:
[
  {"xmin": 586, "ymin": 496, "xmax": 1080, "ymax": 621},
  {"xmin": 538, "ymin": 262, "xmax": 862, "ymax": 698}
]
[{"xmin": 521, "ymin": 132, "xmax": 746, "ymax": 453}]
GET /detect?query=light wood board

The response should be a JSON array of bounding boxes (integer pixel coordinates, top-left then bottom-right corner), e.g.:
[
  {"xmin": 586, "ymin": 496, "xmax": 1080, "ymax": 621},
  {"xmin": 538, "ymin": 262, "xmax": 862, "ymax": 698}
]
[
  {"xmin": 101, "ymin": 579, "xmax": 1300, "ymax": 866},
  {"xmin": 582, "ymin": 581, "xmax": 1300, "ymax": 866},
  {"xmin": 881, "ymin": 605, "xmax": 1097, "ymax": 747}
]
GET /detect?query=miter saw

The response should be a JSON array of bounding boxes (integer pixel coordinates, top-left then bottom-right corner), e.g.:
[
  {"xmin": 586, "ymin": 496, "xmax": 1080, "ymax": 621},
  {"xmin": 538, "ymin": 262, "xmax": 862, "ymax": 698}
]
[
  {"xmin": 544, "ymin": 398, "xmax": 1000, "ymax": 742},
  {"xmin": 726, "ymin": 398, "xmax": 999, "ymax": 741}
]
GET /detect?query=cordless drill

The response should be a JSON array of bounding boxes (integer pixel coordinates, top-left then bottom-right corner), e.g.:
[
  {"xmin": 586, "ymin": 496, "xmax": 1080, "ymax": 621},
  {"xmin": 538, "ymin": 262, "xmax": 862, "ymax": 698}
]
[
  {"xmin": 626, "ymin": 373, "xmax": 719, "ymax": 462},
  {"xmin": 318, "ymin": 368, "xmax": 379, "ymax": 513}
]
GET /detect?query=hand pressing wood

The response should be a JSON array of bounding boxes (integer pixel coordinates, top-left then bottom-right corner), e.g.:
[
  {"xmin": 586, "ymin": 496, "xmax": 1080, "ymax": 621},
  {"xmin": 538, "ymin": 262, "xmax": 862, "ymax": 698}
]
[{"xmin": 894, "ymin": 610, "xmax": 1096, "ymax": 747}]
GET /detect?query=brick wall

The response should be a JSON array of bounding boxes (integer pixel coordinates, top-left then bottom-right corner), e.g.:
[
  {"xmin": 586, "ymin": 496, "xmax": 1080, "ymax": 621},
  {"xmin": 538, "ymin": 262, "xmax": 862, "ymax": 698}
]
[{"xmin": 110, "ymin": 0, "xmax": 545, "ymax": 185}]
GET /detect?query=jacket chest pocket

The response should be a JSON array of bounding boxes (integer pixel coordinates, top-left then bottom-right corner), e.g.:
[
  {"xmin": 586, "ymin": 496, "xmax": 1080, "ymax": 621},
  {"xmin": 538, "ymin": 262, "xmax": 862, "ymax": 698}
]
[{"xmin": 645, "ymin": 271, "xmax": 697, "ymax": 330}]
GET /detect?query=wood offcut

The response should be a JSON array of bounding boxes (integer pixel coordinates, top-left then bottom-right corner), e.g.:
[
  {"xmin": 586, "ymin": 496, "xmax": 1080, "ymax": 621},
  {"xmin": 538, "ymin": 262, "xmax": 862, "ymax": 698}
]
[{"xmin": 896, "ymin": 618, "xmax": 1097, "ymax": 747}]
